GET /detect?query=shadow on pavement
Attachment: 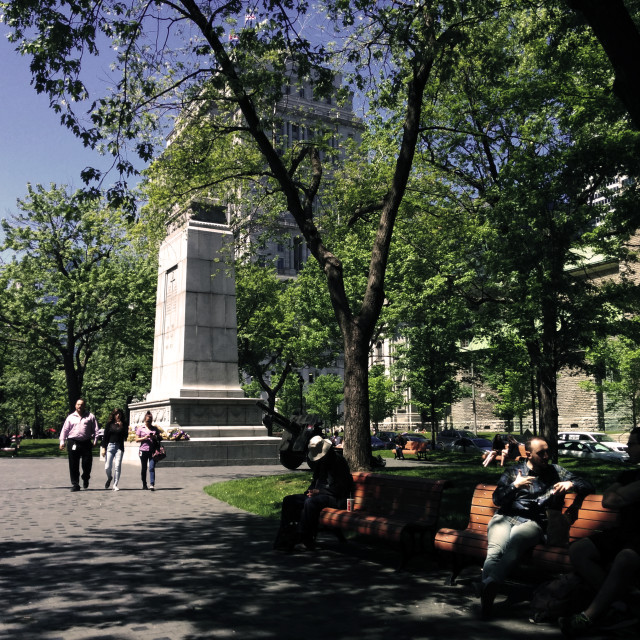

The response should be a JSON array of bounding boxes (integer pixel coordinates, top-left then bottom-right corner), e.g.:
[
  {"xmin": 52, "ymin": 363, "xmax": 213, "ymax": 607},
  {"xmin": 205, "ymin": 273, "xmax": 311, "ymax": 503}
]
[{"xmin": 0, "ymin": 511, "xmax": 559, "ymax": 639}]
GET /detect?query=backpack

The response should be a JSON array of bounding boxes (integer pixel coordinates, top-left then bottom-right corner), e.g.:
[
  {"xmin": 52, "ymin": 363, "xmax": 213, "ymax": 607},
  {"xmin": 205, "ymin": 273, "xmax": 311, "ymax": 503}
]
[{"xmin": 529, "ymin": 573, "xmax": 593, "ymax": 624}]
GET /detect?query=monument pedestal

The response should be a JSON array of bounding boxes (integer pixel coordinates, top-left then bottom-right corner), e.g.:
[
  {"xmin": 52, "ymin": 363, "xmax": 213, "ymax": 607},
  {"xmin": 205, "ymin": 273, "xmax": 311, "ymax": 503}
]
[
  {"xmin": 129, "ymin": 204, "xmax": 279, "ymax": 466},
  {"xmin": 127, "ymin": 397, "xmax": 279, "ymax": 467}
]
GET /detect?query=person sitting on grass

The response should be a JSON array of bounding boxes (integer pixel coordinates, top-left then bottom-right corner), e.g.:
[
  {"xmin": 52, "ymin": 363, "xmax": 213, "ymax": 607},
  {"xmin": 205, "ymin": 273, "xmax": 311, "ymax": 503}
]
[
  {"xmin": 482, "ymin": 434, "xmax": 506, "ymax": 467},
  {"xmin": 559, "ymin": 427, "xmax": 640, "ymax": 637},
  {"xmin": 274, "ymin": 436, "xmax": 353, "ymax": 552}
]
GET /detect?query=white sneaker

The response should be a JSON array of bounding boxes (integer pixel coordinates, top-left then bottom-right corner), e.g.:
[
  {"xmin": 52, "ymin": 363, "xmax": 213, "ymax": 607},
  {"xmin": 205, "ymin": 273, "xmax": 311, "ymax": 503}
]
[{"xmin": 113, "ymin": 485, "xmax": 120, "ymax": 491}]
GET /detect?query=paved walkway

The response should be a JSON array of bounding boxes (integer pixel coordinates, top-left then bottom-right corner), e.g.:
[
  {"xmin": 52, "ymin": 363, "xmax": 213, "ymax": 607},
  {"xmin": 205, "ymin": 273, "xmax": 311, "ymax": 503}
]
[{"xmin": 0, "ymin": 458, "xmax": 566, "ymax": 640}]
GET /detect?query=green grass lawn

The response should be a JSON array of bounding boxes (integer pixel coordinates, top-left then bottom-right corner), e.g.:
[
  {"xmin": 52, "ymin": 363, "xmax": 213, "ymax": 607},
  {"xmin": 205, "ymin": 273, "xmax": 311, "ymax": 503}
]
[
  {"xmin": 4, "ymin": 439, "xmax": 102, "ymax": 458},
  {"xmin": 204, "ymin": 452, "xmax": 625, "ymax": 529}
]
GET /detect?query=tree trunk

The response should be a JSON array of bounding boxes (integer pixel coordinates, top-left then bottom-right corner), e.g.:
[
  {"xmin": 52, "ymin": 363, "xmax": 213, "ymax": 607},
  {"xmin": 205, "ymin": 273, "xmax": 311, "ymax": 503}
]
[
  {"xmin": 341, "ymin": 323, "xmax": 372, "ymax": 472},
  {"xmin": 62, "ymin": 351, "xmax": 82, "ymax": 412},
  {"xmin": 569, "ymin": 0, "xmax": 640, "ymax": 129},
  {"xmin": 537, "ymin": 365, "xmax": 559, "ymax": 460},
  {"xmin": 430, "ymin": 403, "xmax": 438, "ymax": 450},
  {"xmin": 595, "ymin": 370, "xmax": 606, "ymax": 431},
  {"xmin": 530, "ymin": 372, "xmax": 537, "ymax": 436}
]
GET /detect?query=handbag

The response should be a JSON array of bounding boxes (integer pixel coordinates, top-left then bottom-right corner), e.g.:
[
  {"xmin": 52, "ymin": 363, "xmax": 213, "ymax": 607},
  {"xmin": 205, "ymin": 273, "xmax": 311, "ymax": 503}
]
[{"xmin": 152, "ymin": 444, "xmax": 166, "ymax": 463}]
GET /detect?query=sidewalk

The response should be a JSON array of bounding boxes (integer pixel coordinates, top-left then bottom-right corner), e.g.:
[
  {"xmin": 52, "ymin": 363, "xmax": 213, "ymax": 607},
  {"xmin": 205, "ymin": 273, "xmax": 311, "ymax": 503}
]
[{"xmin": 0, "ymin": 458, "xmax": 565, "ymax": 640}]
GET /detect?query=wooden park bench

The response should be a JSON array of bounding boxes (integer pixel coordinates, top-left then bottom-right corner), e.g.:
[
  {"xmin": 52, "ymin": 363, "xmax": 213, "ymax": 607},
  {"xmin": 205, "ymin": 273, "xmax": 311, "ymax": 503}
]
[
  {"xmin": 319, "ymin": 471, "xmax": 451, "ymax": 566},
  {"xmin": 434, "ymin": 483, "xmax": 620, "ymax": 584},
  {"xmin": 395, "ymin": 440, "xmax": 429, "ymax": 460}
]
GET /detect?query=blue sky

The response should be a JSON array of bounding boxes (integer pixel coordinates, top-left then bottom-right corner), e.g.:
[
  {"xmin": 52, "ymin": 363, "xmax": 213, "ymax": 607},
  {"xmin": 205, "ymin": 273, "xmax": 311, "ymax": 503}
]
[{"xmin": 0, "ymin": 32, "xmax": 121, "ymax": 227}]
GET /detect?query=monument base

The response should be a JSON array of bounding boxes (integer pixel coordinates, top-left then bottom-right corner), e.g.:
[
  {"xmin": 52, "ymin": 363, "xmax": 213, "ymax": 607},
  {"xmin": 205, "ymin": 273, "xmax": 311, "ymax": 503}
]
[{"xmin": 127, "ymin": 396, "xmax": 280, "ymax": 467}]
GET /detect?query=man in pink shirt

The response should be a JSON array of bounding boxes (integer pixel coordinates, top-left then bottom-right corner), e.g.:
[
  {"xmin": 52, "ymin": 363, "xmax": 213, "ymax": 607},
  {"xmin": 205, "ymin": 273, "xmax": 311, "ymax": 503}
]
[{"xmin": 59, "ymin": 399, "xmax": 99, "ymax": 492}]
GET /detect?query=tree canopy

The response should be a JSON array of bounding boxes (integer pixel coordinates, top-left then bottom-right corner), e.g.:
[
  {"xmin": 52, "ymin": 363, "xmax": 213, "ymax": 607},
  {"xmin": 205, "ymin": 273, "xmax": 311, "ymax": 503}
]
[
  {"xmin": 3, "ymin": 1, "xmax": 640, "ymax": 456},
  {"xmin": 0, "ymin": 184, "xmax": 155, "ymax": 414}
]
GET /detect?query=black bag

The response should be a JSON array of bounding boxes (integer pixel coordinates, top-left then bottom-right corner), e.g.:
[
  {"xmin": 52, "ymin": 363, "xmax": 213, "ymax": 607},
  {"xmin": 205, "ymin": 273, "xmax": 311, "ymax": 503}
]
[
  {"xmin": 152, "ymin": 444, "xmax": 166, "ymax": 463},
  {"xmin": 529, "ymin": 573, "xmax": 593, "ymax": 623}
]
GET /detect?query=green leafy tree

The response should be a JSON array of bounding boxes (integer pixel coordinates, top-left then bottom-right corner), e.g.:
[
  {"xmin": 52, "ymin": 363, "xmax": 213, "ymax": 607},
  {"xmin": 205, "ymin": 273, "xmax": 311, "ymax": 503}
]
[
  {"xmin": 0, "ymin": 0, "xmax": 505, "ymax": 470},
  {"xmin": 0, "ymin": 333, "xmax": 61, "ymax": 436},
  {"xmin": 413, "ymin": 7, "xmax": 640, "ymax": 453},
  {"xmin": 583, "ymin": 336, "xmax": 640, "ymax": 428},
  {"xmin": 384, "ymin": 193, "xmax": 478, "ymax": 445},
  {"xmin": 275, "ymin": 373, "xmax": 305, "ymax": 420},
  {"xmin": 305, "ymin": 374, "xmax": 344, "ymax": 430},
  {"xmin": 568, "ymin": 0, "xmax": 640, "ymax": 128},
  {"xmin": 368, "ymin": 364, "xmax": 404, "ymax": 434},
  {"xmin": 236, "ymin": 260, "xmax": 340, "ymax": 419},
  {"xmin": 0, "ymin": 184, "xmax": 155, "ymax": 412},
  {"xmin": 479, "ymin": 335, "xmax": 532, "ymax": 434}
]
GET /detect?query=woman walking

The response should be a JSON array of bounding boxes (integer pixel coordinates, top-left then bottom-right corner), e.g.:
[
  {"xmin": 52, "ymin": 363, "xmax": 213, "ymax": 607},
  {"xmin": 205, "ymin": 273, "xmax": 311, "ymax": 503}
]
[
  {"xmin": 135, "ymin": 411, "xmax": 162, "ymax": 490},
  {"xmin": 102, "ymin": 408, "xmax": 128, "ymax": 491}
]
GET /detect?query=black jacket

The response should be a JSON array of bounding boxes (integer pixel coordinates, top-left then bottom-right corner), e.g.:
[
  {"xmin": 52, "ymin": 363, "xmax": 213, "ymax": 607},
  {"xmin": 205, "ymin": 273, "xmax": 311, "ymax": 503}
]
[
  {"xmin": 493, "ymin": 460, "xmax": 593, "ymax": 526},
  {"xmin": 307, "ymin": 450, "xmax": 353, "ymax": 503}
]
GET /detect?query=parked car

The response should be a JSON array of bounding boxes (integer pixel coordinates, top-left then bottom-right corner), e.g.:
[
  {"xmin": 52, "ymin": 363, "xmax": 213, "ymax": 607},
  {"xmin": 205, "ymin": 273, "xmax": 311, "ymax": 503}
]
[
  {"xmin": 377, "ymin": 431, "xmax": 397, "ymax": 443},
  {"xmin": 401, "ymin": 432, "xmax": 427, "ymax": 439},
  {"xmin": 437, "ymin": 428, "xmax": 476, "ymax": 449},
  {"xmin": 370, "ymin": 436, "xmax": 390, "ymax": 451},
  {"xmin": 557, "ymin": 431, "xmax": 628, "ymax": 455},
  {"xmin": 557, "ymin": 441, "xmax": 626, "ymax": 463},
  {"xmin": 445, "ymin": 437, "xmax": 493, "ymax": 455}
]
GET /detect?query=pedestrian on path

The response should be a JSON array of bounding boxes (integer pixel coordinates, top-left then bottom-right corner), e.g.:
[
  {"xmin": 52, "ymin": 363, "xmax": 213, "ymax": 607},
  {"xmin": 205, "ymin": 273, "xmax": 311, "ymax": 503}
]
[
  {"xmin": 102, "ymin": 408, "xmax": 128, "ymax": 491},
  {"xmin": 135, "ymin": 411, "xmax": 162, "ymax": 490},
  {"xmin": 59, "ymin": 398, "xmax": 99, "ymax": 492}
]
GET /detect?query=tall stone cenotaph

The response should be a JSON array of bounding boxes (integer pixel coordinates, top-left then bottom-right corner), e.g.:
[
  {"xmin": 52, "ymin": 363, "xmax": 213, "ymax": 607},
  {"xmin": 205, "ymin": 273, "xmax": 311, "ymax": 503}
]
[{"xmin": 128, "ymin": 203, "xmax": 279, "ymax": 466}]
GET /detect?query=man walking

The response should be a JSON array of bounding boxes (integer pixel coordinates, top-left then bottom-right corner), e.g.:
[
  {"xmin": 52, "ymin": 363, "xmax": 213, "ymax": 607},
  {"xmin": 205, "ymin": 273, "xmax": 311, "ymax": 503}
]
[
  {"xmin": 59, "ymin": 399, "xmax": 99, "ymax": 492},
  {"xmin": 479, "ymin": 437, "xmax": 593, "ymax": 617}
]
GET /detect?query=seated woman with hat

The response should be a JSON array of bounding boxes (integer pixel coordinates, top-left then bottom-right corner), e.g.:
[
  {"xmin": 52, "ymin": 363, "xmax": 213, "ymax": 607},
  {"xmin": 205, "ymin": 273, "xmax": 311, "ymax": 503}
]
[{"xmin": 275, "ymin": 435, "xmax": 353, "ymax": 552}]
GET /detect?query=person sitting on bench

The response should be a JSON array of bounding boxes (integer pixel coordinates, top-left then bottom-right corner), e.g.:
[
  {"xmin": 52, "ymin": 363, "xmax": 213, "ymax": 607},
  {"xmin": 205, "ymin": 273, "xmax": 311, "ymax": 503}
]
[
  {"xmin": 274, "ymin": 436, "xmax": 353, "ymax": 552},
  {"xmin": 479, "ymin": 437, "xmax": 593, "ymax": 618},
  {"xmin": 559, "ymin": 428, "xmax": 640, "ymax": 637}
]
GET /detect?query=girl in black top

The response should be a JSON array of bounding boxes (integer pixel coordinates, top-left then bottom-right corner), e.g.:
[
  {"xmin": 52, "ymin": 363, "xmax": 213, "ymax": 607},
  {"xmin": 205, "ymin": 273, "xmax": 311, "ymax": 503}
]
[{"xmin": 102, "ymin": 408, "xmax": 128, "ymax": 491}]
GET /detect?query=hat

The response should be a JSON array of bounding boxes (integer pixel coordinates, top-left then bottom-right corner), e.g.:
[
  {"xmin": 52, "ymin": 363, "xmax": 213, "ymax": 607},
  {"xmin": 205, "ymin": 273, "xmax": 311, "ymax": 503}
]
[{"xmin": 307, "ymin": 436, "xmax": 333, "ymax": 462}]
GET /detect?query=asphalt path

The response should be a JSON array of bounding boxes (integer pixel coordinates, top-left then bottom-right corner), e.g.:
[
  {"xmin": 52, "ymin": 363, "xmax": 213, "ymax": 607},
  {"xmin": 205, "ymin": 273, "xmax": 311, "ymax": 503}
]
[{"xmin": 0, "ymin": 457, "xmax": 568, "ymax": 639}]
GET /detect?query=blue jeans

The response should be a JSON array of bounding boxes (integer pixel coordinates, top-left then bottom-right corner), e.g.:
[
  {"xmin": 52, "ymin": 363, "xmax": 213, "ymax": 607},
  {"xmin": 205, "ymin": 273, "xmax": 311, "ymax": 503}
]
[
  {"xmin": 105, "ymin": 443, "xmax": 123, "ymax": 486},
  {"xmin": 140, "ymin": 450, "xmax": 156, "ymax": 486},
  {"xmin": 482, "ymin": 513, "xmax": 543, "ymax": 584}
]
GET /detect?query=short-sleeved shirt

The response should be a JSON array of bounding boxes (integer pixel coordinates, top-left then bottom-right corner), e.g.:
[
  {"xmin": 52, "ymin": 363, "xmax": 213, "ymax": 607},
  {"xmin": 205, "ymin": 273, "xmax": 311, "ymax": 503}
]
[{"xmin": 135, "ymin": 425, "xmax": 161, "ymax": 452}]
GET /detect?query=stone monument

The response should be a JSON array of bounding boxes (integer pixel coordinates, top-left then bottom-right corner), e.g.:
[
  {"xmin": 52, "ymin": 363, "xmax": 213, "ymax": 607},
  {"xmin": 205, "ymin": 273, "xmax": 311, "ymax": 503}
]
[{"xmin": 128, "ymin": 202, "xmax": 279, "ymax": 466}]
